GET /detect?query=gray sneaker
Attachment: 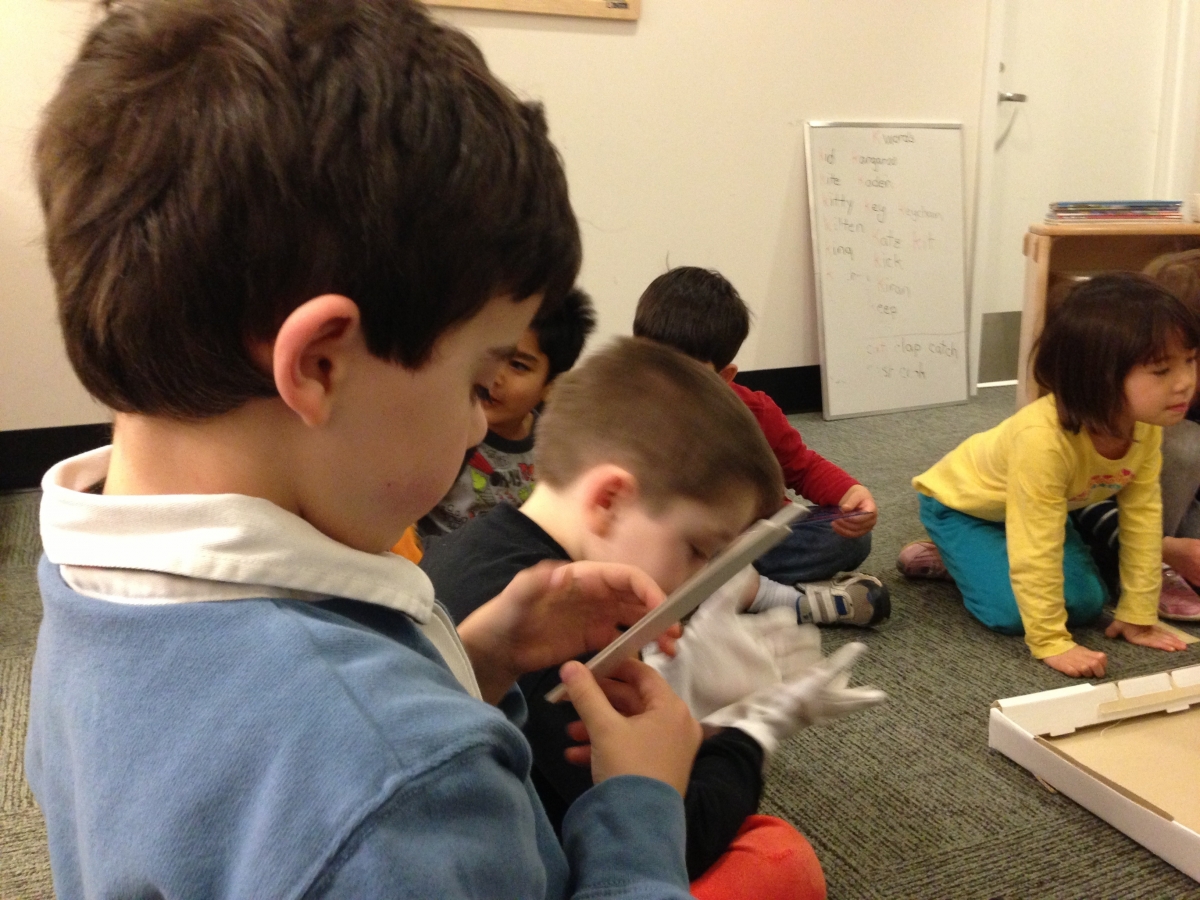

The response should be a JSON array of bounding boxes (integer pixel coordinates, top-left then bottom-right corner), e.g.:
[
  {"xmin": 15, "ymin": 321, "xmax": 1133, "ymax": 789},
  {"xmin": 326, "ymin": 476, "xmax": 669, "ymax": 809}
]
[{"xmin": 796, "ymin": 572, "xmax": 890, "ymax": 626}]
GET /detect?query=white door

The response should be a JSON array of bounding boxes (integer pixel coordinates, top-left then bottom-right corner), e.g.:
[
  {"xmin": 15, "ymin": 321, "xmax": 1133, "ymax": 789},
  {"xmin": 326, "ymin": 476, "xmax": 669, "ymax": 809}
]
[{"xmin": 969, "ymin": 0, "xmax": 1200, "ymax": 388}]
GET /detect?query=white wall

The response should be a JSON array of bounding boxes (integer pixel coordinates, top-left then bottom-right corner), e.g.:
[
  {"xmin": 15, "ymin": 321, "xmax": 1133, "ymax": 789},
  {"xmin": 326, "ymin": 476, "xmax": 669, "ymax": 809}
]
[
  {"xmin": 436, "ymin": 1, "xmax": 991, "ymax": 373},
  {"xmin": 0, "ymin": 1, "xmax": 104, "ymax": 431},
  {"xmin": 0, "ymin": 0, "xmax": 990, "ymax": 432}
]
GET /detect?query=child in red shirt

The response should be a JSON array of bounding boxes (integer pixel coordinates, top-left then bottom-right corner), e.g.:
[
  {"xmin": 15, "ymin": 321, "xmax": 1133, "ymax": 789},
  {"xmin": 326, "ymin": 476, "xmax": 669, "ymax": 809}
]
[{"xmin": 634, "ymin": 267, "xmax": 888, "ymax": 627}]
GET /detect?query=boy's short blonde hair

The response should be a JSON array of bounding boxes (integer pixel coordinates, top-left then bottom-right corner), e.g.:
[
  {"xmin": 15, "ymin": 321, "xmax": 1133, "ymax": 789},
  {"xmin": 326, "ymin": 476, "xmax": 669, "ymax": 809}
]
[{"xmin": 535, "ymin": 337, "xmax": 783, "ymax": 519}]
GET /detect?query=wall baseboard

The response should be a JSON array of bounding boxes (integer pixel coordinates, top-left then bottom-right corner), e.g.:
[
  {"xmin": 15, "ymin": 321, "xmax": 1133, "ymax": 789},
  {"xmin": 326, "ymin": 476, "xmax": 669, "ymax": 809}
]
[
  {"xmin": 734, "ymin": 365, "xmax": 822, "ymax": 415},
  {"xmin": 0, "ymin": 423, "xmax": 111, "ymax": 492}
]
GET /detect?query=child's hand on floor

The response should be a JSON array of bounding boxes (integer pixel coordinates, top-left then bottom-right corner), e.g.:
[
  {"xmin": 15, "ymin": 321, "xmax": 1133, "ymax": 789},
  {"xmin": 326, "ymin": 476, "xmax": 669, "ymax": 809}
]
[
  {"xmin": 458, "ymin": 560, "xmax": 680, "ymax": 704},
  {"xmin": 560, "ymin": 658, "xmax": 702, "ymax": 797},
  {"xmin": 1105, "ymin": 619, "xmax": 1190, "ymax": 652},
  {"xmin": 1043, "ymin": 644, "xmax": 1108, "ymax": 678},
  {"xmin": 834, "ymin": 485, "xmax": 878, "ymax": 537}
]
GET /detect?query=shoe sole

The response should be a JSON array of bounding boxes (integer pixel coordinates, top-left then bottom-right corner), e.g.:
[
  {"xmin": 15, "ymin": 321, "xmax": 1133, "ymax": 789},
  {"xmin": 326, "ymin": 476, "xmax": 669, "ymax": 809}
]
[{"xmin": 1159, "ymin": 610, "xmax": 1200, "ymax": 622}]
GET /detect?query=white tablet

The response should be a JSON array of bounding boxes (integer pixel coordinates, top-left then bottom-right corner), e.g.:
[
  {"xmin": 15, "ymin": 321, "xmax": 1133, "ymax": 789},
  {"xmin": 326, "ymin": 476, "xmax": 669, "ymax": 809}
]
[{"xmin": 545, "ymin": 501, "xmax": 809, "ymax": 703}]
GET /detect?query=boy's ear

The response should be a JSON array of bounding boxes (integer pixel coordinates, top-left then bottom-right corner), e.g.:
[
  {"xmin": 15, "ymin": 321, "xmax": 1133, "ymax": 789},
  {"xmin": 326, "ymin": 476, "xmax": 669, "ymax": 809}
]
[
  {"xmin": 267, "ymin": 294, "xmax": 363, "ymax": 428},
  {"xmin": 717, "ymin": 363, "xmax": 738, "ymax": 384},
  {"xmin": 579, "ymin": 464, "xmax": 639, "ymax": 538}
]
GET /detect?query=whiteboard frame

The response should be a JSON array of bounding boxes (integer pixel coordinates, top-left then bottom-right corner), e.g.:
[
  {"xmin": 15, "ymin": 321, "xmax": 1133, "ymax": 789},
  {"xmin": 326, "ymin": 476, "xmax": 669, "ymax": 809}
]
[{"xmin": 804, "ymin": 121, "xmax": 970, "ymax": 420}]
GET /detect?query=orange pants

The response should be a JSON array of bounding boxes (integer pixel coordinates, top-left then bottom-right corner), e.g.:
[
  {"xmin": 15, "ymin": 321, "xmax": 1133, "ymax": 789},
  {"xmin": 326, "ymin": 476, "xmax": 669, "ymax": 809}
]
[{"xmin": 689, "ymin": 815, "xmax": 826, "ymax": 900}]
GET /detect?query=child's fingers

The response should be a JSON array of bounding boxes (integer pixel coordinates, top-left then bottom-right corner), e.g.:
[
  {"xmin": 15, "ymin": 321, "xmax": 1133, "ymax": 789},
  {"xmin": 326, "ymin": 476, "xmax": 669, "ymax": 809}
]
[
  {"xmin": 1106, "ymin": 620, "xmax": 1189, "ymax": 651},
  {"xmin": 602, "ymin": 656, "xmax": 686, "ymax": 712},
  {"xmin": 572, "ymin": 657, "xmax": 700, "ymax": 792},
  {"xmin": 654, "ymin": 629, "xmax": 680, "ymax": 657},
  {"xmin": 551, "ymin": 561, "xmax": 667, "ymax": 615},
  {"xmin": 559, "ymin": 660, "xmax": 620, "ymax": 732},
  {"xmin": 593, "ymin": 675, "xmax": 648, "ymax": 717},
  {"xmin": 832, "ymin": 502, "xmax": 877, "ymax": 537},
  {"xmin": 564, "ymin": 745, "xmax": 592, "ymax": 767},
  {"xmin": 832, "ymin": 516, "xmax": 868, "ymax": 537},
  {"xmin": 1139, "ymin": 629, "xmax": 1188, "ymax": 651},
  {"xmin": 565, "ymin": 719, "xmax": 589, "ymax": 743},
  {"xmin": 1043, "ymin": 646, "xmax": 1107, "ymax": 678}
]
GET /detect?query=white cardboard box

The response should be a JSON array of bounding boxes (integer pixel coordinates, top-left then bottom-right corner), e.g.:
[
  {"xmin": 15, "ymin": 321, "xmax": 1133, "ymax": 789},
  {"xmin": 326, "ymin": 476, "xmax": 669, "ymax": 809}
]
[{"xmin": 989, "ymin": 663, "xmax": 1200, "ymax": 882}]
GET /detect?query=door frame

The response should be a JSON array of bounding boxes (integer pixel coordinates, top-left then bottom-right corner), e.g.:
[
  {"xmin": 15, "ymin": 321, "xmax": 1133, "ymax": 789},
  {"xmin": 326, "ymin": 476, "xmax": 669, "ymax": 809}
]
[{"xmin": 968, "ymin": 0, "xmax": 1200, "ymax": 393}]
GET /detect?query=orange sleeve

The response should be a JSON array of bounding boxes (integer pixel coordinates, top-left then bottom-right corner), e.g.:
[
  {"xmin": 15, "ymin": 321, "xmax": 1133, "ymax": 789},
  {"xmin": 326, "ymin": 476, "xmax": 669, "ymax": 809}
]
[{"xmin": 391, "ymin": 526, "xmax": 424, "ymax": 564}]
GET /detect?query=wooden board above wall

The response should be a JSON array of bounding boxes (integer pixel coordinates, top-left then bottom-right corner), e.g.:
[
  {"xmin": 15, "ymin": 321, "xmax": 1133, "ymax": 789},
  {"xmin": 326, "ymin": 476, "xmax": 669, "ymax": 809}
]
[{"xmin": 427, "ymin": 0, "xmax": 640, "ymax": 20}]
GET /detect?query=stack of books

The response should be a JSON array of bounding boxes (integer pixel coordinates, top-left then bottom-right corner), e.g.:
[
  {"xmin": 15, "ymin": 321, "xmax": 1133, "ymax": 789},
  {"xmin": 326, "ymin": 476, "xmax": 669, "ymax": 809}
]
[{"xmin": 1045, "ymin": 200, "xmax": 1183, "ymax": 223}]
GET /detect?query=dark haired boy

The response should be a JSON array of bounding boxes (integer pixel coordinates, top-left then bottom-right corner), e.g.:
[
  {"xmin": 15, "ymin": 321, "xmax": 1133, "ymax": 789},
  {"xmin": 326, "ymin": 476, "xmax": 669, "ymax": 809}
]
[
  {"xmin": 421, "ymin": 287, "xmax": 596, "ymax": 537},
  {"xmin": 423, "ymin": 337, "xmax": 884, "ymax": 899},
  {"xmin": 26, "ymin": 2, "xmax": 701, "ymax": 897},
  {"xmin": 634, "ymin": 267, "xmax": 889, "ymax": 627}
]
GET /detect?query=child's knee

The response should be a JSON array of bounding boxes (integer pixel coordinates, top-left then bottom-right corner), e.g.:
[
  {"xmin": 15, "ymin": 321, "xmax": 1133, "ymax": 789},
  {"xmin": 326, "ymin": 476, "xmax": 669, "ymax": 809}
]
[
  {"xmin": 690, "ymin": 815, "xmax": 826, "ymax": 900},
  {"xmin": 754, "ymin": 516, "xmax": 870, "ymax": 584},
  {"xmin": 959, "ymin": 585, "xmax": 1024, "ymax": 634},
  {"xmin": 969, "ymin": 603, "xmax": 1025, "ymax": 635},
  {"xmin": 837, "ymin": 531, "xmax": 871, "ymax": 571}
]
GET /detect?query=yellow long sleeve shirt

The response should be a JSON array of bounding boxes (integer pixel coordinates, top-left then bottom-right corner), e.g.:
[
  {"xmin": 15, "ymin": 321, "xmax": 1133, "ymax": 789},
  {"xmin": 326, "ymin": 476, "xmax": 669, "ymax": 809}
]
[{"xmin": 913, "ymin": 394, "xmax": 1162, "ymax": 658}]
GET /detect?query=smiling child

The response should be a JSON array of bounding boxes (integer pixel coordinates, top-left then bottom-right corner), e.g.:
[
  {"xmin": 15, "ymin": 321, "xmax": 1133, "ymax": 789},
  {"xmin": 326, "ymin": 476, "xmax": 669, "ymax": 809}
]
[{"xmin": 420, "ymin": 288, "xmax": 595, "ymax": 537}]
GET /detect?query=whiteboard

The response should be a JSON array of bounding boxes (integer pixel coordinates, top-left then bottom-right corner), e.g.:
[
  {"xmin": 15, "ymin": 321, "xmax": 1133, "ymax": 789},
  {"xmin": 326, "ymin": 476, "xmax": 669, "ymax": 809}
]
[{"xmin": 805, "ymin": 122, "xmax": 968, "ymax": 419}]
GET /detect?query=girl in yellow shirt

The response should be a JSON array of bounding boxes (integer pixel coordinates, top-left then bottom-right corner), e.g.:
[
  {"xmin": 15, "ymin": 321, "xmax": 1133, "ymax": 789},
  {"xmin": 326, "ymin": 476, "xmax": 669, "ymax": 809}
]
[{"xmin": 906, "ymin": 273, "xmax": 1196, "ymax": 678}]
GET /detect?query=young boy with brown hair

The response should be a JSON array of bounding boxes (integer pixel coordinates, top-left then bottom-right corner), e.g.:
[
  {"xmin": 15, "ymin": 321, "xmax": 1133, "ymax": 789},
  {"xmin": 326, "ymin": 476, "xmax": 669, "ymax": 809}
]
[
  {"xmin": 422, "ymin": 337, "xmax": 885, "ymax": 900},
  {"xmin": 634, "ymin": 267, "xmax": 889, "ymax": 627},
  {"xmin": 420, "ymin": 287, "xmax": 597, "ymax": 538},
  {"xmin": 26, "ymin": 2, "xmax": 703, "ymax": 897}
]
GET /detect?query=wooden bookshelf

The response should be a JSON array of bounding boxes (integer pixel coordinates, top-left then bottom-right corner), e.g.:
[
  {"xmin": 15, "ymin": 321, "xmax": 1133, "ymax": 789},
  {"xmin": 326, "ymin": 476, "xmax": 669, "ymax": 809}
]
[{"xmin": 1015, "ymin": 222, "xmax": 1200, "ymax": 408}]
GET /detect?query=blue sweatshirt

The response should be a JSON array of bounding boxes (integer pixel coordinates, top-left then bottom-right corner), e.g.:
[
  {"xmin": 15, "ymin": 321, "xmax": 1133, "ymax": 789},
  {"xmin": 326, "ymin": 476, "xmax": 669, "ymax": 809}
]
[{"xmin": 27, "ymin": 447, "xmax": 691, "ymax": 899}]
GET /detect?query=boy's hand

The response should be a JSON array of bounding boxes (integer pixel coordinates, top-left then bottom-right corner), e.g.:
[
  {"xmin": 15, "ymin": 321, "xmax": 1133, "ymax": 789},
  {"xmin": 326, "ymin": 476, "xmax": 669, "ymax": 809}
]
[
  {"xmin": 559, "ymin": 658, "xmax": 701, "ymax": 797},
  {"xmin": 834, "ymin": 485, "xmax": 877, "ymax": 537},
  {"xmin": 458, "ymin": 561, "xmax": 679, "ymax": 704},
  {"xmin": 1105, "ymin": 619, "xmax": 1189, "ymax": 652},
  {"xmin": 1042, "ymin": 644, "xmax": 1107, "ymax": 678}
]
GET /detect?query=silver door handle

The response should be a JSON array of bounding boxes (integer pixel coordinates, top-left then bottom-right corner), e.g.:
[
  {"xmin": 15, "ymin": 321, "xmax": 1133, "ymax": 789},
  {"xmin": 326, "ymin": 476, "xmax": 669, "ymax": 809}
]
[{"xmin": 998, "ymin": 92, "xmax": 1027, "ymax": 102}]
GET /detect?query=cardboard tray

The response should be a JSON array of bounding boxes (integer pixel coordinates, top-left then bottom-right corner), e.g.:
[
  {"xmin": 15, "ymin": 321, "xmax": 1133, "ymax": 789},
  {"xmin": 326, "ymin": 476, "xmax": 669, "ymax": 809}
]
[{"xmin": 989, "ymin": 664, "xmax": 1200, "ymax": 882}]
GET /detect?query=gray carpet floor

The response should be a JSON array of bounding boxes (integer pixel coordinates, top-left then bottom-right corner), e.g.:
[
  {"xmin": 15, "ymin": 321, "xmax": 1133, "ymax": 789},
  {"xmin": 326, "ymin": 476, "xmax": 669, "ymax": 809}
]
[{"xmin": 2, "ymin": 384, "xmax": 1199, "ymax": 897}]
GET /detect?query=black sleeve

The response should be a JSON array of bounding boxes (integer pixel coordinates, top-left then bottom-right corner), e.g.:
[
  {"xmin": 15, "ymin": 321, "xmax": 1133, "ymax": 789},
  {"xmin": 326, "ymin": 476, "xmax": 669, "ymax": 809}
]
[
  {"xmin": 682, "ymin": 729, "xmax": 764, "ymax": 879},
  {"xmin": 420, "ymin": 509, "xmax": 594, "ymax": 834},
  {"xmin": 420, "ymin": 506, "xmax": 562, "ymax": 624},
  {"xmin": 515, "ymin": 666, "xmax": 594, "ymax": 835}
]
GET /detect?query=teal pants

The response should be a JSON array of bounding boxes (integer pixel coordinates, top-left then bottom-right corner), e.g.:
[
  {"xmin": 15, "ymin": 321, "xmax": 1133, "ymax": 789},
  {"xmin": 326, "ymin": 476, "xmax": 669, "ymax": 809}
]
[{"xmin": 917, "ymin": 494, "xmax": 1107, "ymax": 635}]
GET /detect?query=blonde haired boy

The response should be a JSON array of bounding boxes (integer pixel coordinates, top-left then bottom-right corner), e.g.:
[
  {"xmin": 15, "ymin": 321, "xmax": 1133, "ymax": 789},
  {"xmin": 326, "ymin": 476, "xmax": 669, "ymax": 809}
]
[{"xmin": 424, "ymin": 337, "xmax": 884, "ymax": 899}]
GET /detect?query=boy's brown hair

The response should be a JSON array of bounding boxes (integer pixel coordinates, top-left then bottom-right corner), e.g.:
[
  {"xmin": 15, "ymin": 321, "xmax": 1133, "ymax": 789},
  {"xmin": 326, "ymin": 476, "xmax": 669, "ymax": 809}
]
[
  {"xmin": 37, "ymin": 0, "xmax": 580, "ymax": 418},
  {"xmin": 535, "ymin": 337, "xmax": 783, "ymax": 519},
  {"xmin": 633, "ymin": 267, "xmax": 750, "ymax": 370},
  {"xmin": 531, "ymin": 287, "xmax": 596, "ymax": 382},
  {"xmin": 1033, "ymin": 272, "xmax": 1200, "ymax": 435}
]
